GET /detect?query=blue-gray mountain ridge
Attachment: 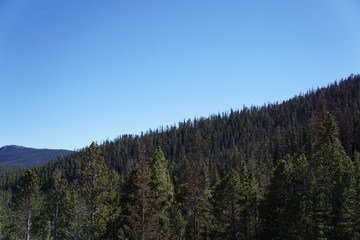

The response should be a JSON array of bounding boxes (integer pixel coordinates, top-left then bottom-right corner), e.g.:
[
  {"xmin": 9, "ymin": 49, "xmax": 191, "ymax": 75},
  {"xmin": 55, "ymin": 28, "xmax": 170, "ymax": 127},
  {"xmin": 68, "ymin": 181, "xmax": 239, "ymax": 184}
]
[{"xmin": 0, "ymin": 145, "xmax": 72, "ymax": 167}]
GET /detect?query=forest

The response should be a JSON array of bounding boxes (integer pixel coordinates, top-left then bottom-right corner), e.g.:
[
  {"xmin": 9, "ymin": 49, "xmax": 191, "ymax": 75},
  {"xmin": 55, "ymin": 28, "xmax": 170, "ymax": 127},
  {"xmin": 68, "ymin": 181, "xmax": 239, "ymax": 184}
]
[{"xmin": 0, "ymin": 74, "xmax": 360, "ymax": 239}]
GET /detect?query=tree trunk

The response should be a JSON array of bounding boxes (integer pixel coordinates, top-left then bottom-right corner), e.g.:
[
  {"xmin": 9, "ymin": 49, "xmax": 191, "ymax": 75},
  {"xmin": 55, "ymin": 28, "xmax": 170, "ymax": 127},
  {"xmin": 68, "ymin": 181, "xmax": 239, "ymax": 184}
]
[{"xmin": 25, "ymin": 209, "xmax": 31, "ymax": 240}]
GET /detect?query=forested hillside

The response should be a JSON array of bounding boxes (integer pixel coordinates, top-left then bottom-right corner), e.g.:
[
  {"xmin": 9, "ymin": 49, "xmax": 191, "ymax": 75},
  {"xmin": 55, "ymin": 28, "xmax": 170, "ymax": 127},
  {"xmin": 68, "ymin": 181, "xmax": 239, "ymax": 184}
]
[
  {"xmin": 0, "ymin": 164, "xmax": 21, "ymax": 175},
  {"xmin": 0, "ymin": 74, "xmax": 360, "ymax": 239}
]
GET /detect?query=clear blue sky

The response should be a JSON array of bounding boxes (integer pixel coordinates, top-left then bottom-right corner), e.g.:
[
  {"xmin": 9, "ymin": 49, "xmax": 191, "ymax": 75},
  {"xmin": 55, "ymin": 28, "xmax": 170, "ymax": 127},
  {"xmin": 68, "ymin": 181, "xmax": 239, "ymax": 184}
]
[{"xmin": 1, "ymin": 0, "xmax": 359, "ymax": 150}]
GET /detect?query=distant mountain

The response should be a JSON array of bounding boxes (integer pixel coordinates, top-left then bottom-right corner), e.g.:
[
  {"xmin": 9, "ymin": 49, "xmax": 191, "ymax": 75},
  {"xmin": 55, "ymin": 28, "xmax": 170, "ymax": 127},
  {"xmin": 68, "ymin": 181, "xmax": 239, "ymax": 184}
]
[{"xmin": 0, "ymin": 145, "xmax": 72, "ymax": 167}]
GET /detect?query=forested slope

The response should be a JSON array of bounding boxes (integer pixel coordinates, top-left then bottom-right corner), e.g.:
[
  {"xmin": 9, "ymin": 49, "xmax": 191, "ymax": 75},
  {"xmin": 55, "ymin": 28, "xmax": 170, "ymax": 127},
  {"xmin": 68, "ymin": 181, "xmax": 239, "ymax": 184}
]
[{"xmin": 1, "ymin": 74, "xmax": 360, "ymax": 239}]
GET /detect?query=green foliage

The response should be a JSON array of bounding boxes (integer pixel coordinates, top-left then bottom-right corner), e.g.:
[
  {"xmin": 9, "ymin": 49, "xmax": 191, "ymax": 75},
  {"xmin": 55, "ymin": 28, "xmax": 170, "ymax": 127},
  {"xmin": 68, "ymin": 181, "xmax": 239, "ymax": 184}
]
[
  {"xmin": 150, "ymin": 147, "xmax": 178, "ymax": 239},
  {"xmin": 211, "ymin": 168, "xmax": 243, "ymax": 239},
  {"xmin": 121, "ymin": 146, "xmax": 184, "ymax": 240},
  {"xmin": 8, "ymin": 169, "xmax": 41, "ymax": 240},
  {"xmin": 167, "ymin": 202, "xmax": 186, "ymax": 240},
  {"xmin": 46, "ymin": 169, "xmax": 75, "ymax": 240},
  {"xmin": 178, "ymin": 160, "xmax": 212, "ymax": 240},
  {"xmin": 238, "ymin": 162, "xmax": 259, "ymax": 240},
  {"xmin": 122, "ymin": 151, "xmax": 160, "ymax": 240},
  {"xmin": 310, "ymin": 113, "xmax": 354, "ymax": 240},
  {"xmin": 0, "ymin": 164, "xmax": 22, "ymax": 175},
  {"xmin": 78, "ymin": 142, "xmax": 119, "ymax": 240},
  {"xmin": 351, "ymin": 152, "xmax": 360, "ymax": 240},
  {"xmin": 260, "ymin": 154, "xmax": 314, "ymax": 239}
]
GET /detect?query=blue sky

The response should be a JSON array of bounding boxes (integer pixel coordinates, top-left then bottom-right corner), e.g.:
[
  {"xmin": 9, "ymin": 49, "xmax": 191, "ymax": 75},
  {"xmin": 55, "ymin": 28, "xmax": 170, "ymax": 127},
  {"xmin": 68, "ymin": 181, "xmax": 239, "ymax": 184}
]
[{"xmin": 1, "ymin": 0, "xmax": 359, "ymax": 150}]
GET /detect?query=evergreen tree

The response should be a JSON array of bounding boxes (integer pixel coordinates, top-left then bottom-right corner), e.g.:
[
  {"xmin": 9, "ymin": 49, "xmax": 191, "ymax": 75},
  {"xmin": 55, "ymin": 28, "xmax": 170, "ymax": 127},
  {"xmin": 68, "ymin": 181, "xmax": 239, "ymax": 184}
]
[
  {"xmin": 46, "ymin": 169, "xmax": 74, "ymax": 240},
  {"xmin": 260, "ymin": 154, "xmax": 313, "ymax": 239},
  {"xmin": 72, "ymin": 182, "xmax": 87, "ymax": 240},
  {"xmin": 291, "ymin": 154, "xmax": 315, "ymax": 239},
  {"xmin": 9, "ymin": 169, "xmax": 41, "ymax": 240},
  {"xmin": 197, "ymin": 162, "xmax": 214, "ymax": 240},
  {"xmin": 179, "ymin": 160, "xmax": 212, "ymax": 240},
  {"xmin": 311, "ymin": 113, "xmax": 354, "ymax": 240},
  {"xmin": 123, "ymin": 146, "xmax": 185, "ymax": 240},
  {"xmin": 167, "ymin": 201, "xmax": 186, "ymax": 240},
  {"xmin": 0, "ymin": 192, "xmax": 7, "ymax": 239},
  {"xmin": 238, "ymin": 162, "xmax": 259, "ymax": 240},
  {"xmin": 123, "ymin": 149, "xmax": 160, "ymax": 240},
  {"xmin": 150, "ymin": 147, "xmax": 185, "ymax": 239},
  {"xmin": 352, "ymin": 152, "xmax": 360, "ymax": 239},
  {"xmin": 260, "ymin": 156, "xmax": 293, "ymax": 239},
  {"xmin": 211, "ymin": 168, "xmax": 242, "ymax": 240},
  {"xmin": 149, "ymin": 147, "xmax": 174, "ymax": 238},
  {"xmin": 78, "ymin": 142, "xmax": 119, "ymax": 240}
]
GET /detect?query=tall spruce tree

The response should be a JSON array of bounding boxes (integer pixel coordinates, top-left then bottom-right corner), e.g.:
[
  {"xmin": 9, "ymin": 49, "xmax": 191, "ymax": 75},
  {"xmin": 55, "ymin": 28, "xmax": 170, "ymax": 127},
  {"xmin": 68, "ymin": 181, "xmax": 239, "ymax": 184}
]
[
  {"xmin": 291, "ymin": 154, "xmax": 315, "ymax": 239},
  {"xmin": 311, "ymin": 112, "xmax": 354, "ymax": 240},
  {"xmin": 149, "ymin": 147, "xmax": 174, "ymax": 238},
  {"xmin": 150, "ymin": 147, "xmax": 184, "ymax": 239}
]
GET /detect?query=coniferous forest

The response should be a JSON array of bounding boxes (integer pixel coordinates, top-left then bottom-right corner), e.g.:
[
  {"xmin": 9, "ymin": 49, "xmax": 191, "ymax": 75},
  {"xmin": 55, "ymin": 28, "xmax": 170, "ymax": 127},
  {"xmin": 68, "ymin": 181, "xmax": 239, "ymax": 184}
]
[{"xmin": 1, "ymin": 74, "xmax": 360, "ymax": 239}]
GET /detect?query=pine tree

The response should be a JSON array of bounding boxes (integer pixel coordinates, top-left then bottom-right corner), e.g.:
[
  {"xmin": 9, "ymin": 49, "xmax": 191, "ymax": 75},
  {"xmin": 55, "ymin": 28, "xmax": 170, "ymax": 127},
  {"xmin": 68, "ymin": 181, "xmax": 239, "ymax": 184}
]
[
  {"xmin": 0, "ymin": 192, "xmax": 7, "ymax": 239},
  {"xmin": 123, "ymin": 149, "xmax": 160, "ymax": 240},
  {"xmin": 183, "ymin": 161, "xmax": 201, "ymax": 240},
  {"xmin": 123, "ymin": 146, "xmax": 185, "ymax": 240},
  {"xmin": 9, "ymin": 169, "xmax": 41, "ymax": 240},
  {"xmin": 78, "ymin": 142, "xmax": 119, "ymax": 240},
  {"xmin": 167, "ymin": 201, "xmax": 186, "ymax": 240},
  {"xmin": 311, "ymin": 112, "xmax": 354, "ymax": 240},
  {"xmin": 149, "ymin": 147, "xmax": 174, "ymax": 238},
  {"xmin": 46, "ymin": 169, "xmax": 74, "ymax": 240},
  {"xmin": 238, "ymin": 162, "xmax": 259, "ymax": 240},
  {"xmin": 260, "ymin": 156, "xmax": 293, "ymax": 239},
  {"xmin": 211, "ymin": 168, "xmax": 242, "ymax": 240},
  {"xmin": 197, "ymin": 162, "xmax": 214, "ymax": 240},
  {"xmin": 150, "ymin": 147, "xmax": 185, "ymax": 239},
  {"xmin": 292, "ymin": 154, "xmax": 315, "ymax": 239},
  {"xmin": 352, "ymin": 152, "xmax": 360, "ymax": 239},
  {"xmin": 260, "ymin": 154, "xmax": 314, "ymax": 239}
]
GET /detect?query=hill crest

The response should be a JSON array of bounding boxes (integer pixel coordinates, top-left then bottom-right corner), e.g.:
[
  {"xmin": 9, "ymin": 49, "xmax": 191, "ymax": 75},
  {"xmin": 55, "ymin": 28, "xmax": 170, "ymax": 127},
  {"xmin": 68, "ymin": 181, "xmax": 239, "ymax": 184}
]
[{"xmin": 0, "ymin": 145, "xmax": 72, "ymax": 167}]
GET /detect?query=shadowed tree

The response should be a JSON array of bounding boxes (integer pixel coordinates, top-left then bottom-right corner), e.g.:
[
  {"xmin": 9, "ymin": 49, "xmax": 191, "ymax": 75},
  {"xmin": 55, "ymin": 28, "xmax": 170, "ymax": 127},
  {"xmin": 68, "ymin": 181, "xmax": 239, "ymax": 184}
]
[
  {"xmin": 310, "ymin": 113, "xmax": 354, "ymax": 240},
  {"xmin": 211, "ymin": 168, "xmax": 242, "ymax": 240},
  {"xmin": 260, "ymin": 154, "xmax": 314, "ymax": 239}
]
